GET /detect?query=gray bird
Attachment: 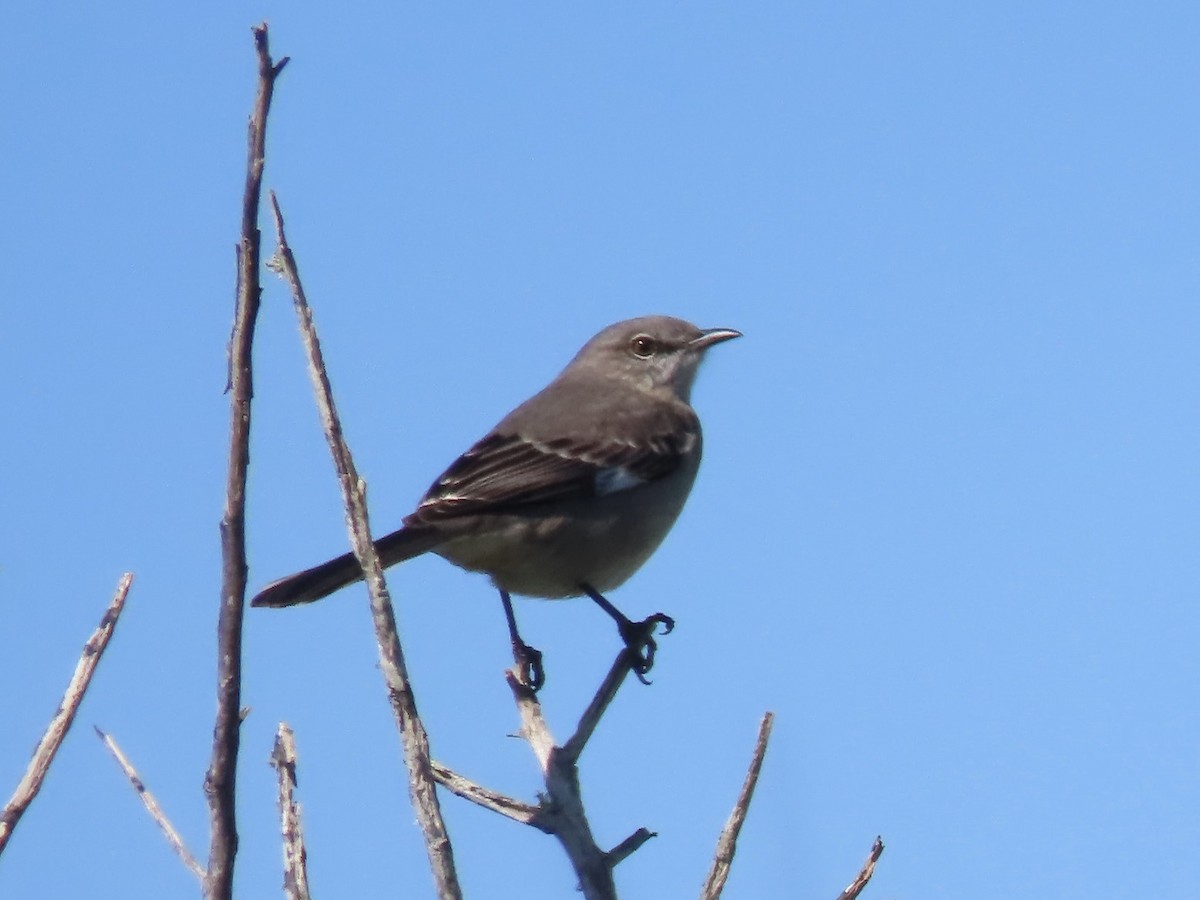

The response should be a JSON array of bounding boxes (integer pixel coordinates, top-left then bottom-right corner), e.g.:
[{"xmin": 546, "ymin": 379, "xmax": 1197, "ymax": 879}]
[{"xmin": 252, "ymin": 315, "xmax": 740, "ymax": 688}]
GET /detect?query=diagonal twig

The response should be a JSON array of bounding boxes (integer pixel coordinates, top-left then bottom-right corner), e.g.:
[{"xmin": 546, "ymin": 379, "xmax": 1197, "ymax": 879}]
[
  {"xmin": 837, "ymin": 836, "xmax": 884, "ymax": 900},
  {"xmin": 429, "ymin": 762, "xmax": 545, "ymax": 829},
  {"xmin": 700, "ymin": 711, "xmax": 775, "ymax": 899},
  {"xmin": 267, "ymin": 190, "xmax": 461, "ymax": 899},
  {"xmin": 95, "ymin": 726, "xmax": 204, "ymax": 882},
  {"xmin": 0, "ymin": 573, "xmax": 133, "ymax": 857},
  {"xmin": 560, "ymin": 652, "xmax": 634, "ymax": 764},
  {"xmin": 606, "ymin": 827, "xmax": 656, "ymax": 868},
  {"xmin": 205, "ymin": 22, "xmax": 288, "ymax": 900},
  {"xmin": 270, "ymin": 723, "xmax": 312, "ymax": 900}
]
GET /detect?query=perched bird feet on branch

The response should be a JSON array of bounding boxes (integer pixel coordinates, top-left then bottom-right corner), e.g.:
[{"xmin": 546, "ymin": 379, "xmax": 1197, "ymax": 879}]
[
  {"xmin": 581, "ymin": 583, "xmax": 674, "ymax": 685},
  {"xmin": 512, "ymin": 637, "xmax": 545, "ymax": 692},
  {"xmin": 499, "ymin": 589, "xmax": 546, "ymax": 691},
  {"xmin": 618, "ymin": 612, "xmax": 675, "ymax": 684}
]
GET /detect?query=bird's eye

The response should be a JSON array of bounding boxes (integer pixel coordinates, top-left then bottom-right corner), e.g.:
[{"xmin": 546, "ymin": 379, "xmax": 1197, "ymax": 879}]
[{"xmin": 629, "ymin": 334, "xmax": 657, "ymax": 358}]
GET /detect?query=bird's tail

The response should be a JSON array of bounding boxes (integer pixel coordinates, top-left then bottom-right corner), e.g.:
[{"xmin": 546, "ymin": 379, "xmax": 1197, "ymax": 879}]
[{"xmin": 250, "ymin": 526, "xmax": 442, "ymax": 608}]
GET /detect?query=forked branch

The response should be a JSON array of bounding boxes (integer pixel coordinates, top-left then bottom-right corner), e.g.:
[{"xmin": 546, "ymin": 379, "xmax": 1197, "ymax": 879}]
[{"xmin": 432, "ymin": 650, "xmax": 781, "ymax": 898}]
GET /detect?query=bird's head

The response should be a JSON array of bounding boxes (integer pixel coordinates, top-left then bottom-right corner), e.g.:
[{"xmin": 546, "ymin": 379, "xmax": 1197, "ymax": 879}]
[{"xmin": 570, "ymin": 315, "xmax": 741, "ymax": 401}]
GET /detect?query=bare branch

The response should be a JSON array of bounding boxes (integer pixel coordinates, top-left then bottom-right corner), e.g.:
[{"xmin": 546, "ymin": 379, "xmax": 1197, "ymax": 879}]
[
  {"xmin": 700, "ymin": 711, "xmax": 775, "ymax": 900},
  {"xmin": 506, "ymin": 672, "xmax": 558, "ymax": 773},
  {"xmin": 560, "ymin": 653, "xmax": 634, "ymax": 764},
  {"xmin": 270, "ymin": 724, "xmax": 312, "ymax": 900},
  {"xmin": 205, "ymin": 23, "xmax": 288, "ymax": 900},
  {"xmin": 505, "ymin": 671, "xmax": 618, "ymax": 900},
  {"xmin": 434, "ymin": 649, "xmax": 673, "ymax": 895},
  {"xmin": 836, "ymin": 836, "xmax": 884, "ymax": 900},
  {"xmin": 0, "ymin": 574, "xmax": 133, "ymax": 857},
  {"xmin": 94, "ymin": 726, "xmax": 204, "ymax": 883},
  {"xmin": 606, "ymin": 828, "xmax": 656, "ymax": 868},
  {"xmin": 432, "ymin": 653, "xmax": 659, "ymax": 895},
  {"xmin": 266, "ymin": 191, "xmax": 461, "ymax": 899},
  {"xmin": 430, "ymin": 762, "xmax": 545, "ymax": 829}
]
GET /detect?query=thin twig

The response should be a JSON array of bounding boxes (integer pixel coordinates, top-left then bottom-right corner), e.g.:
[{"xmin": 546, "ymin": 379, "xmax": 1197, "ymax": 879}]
[
  {"xmin": 560, "ymin": 651, "xmax": 633, "ymax": 764},
  {"xmin": 700, "ymin": 711, "xmax": 775, "ymax": 900},
  {"xmin": 267, "ymin": 191, "xmax": 462, "ymax": 899},
  {"xmin": 205, "ymin": 24, "xmax": 288, "ymax": 900},
  {"xmin": 94, "ymin": 726, "xmax": 204, "ymax": 883},
  {"xmin": 429, "ymin": 762, "xmax": 545, "ymax": 829},
  {"xmin": 836, "ymin": 836, "xmax": 884, "ymax": 900},
  {"xmin": 606, "ymin": 828, "xmax": 656, "ymax": 868},
  {"xmin": 270, "ymin": 724, "xmax": 312, "ymax": 900},
  {"xmin": 0, "ymin": 574, "xmax": 133, "ymax": 857}
]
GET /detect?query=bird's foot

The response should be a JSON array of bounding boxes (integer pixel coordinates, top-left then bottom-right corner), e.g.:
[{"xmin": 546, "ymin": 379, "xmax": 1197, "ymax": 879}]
[
  {"xmin": 618, "ymin": 612, "xmax": 675, "ymax": 685},
  {"xmin": 512, "ymin": 638, "xmax": 545, "ymax": 692}
]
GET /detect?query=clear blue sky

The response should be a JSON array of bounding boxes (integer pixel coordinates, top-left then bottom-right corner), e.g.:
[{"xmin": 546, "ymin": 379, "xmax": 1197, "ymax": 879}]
[{"xmin": 3, "ymin": 4, "xmax": 1197, "ymax": 898}]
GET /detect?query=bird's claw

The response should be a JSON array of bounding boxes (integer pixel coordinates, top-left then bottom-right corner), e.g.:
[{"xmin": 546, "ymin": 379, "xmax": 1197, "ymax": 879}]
[
  {"xmin": 513, "ymin": 639, "xmax": 545, "ymax": 692},
  {"xmin": 620, "ymin": 613, "xmax": 675, "ymax": 684},
  {"xmin": 648, "ymin": 612, "xmax": 675, "ymax": 635}
]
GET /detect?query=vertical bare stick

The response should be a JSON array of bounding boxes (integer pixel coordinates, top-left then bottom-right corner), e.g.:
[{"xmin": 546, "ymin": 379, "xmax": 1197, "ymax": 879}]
[
  {"xmin": 94, "ymin": 726, "xmax": 204, "ymax": 883},
  {"xmin": 267, "ymin": 192, "xmax": 462, "ymax": 899},
  {"xmin": 205, "ymin": 23, "xmax": 289, "ymax": 900},
  {"xmin": 836, "ymin": 837, "xmax": 884, "ymax": 900},
  {"xmin": 700, "ymin": 711, "xmax": 775, "ymax": 900},
  {"xmin": 0, "ymin": 574, "xmax": 133, "ymax": 857},
  {"xmin": 270, "ymin": 724, "xmax": 312, "ymax": 900}
]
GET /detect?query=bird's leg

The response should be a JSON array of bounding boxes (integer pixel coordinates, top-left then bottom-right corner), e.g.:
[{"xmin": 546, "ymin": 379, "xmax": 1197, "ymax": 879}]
[
  {"xmin": 580, "ymin": 583, "xmax": 674, "ymax": 685},
  {"xmin": 498, "ymin": 589, "xmax": 545, "ymax": 691}
]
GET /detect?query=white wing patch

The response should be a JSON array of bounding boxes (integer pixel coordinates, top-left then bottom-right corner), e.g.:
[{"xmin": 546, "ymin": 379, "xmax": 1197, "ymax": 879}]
[{"xmin": 594, "ymin": 466, "xmax": 647, "ymax": 496}]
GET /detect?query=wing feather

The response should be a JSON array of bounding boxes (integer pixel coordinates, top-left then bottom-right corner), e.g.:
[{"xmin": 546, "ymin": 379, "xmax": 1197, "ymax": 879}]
[{"xmin": 406, "ymin": 428, "xmax": 695, "ymax": 524}]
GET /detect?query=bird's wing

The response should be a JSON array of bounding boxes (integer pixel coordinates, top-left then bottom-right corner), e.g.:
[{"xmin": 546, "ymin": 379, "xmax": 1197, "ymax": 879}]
[{"xmin": 406, "ymin": 427, "xmax": 697, "ymax": 523}]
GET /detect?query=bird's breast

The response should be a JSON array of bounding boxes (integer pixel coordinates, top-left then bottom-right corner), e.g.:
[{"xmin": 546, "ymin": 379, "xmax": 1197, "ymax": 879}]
[{"xmin": 433, "ymin": 456, "xmax": 700, "ymax": 599}]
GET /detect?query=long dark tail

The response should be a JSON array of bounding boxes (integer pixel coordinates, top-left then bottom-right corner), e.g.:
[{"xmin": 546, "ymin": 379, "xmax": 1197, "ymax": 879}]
[{"xmin": 250, "ymin": 526, "xmax": 442, "ymax": 608}]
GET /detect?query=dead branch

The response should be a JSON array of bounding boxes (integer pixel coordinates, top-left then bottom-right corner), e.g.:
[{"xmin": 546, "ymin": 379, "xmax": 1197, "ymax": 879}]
[
  {"xmin": 837, "ymin": 836, "xmax": 884, "ymax": 900},
  {"xmin": 700, "ymin": 712, "xmax": 775, "ymax": 899},
  {"xmin": 606, "ymin": 828, "xmax": 656, "ymax": 868},
  {"xmin": 204, "ymin": 23, "xmax": 288, "ymax": 900},
  {"xmin": 560, "ymin": 652, "xmax": 636, "ymax": 764},
  {"xmin": 429, "ymin": 763, "xmax": 544, "ymax": 829},
  {"xmin": 429, "ymin": 649, "xmax": 679, "ymax": 898},
  {"xmin": 507, "ymin": 673, "xmax": 616, "ymax": 899},
  {"xmin": 0, "ymin": 574, "xmax": 133, "ymax": 857},
  {"xmin": 270, "ymin": 723, "xmax": 312, "ymax": 900},
  {"xmin": 430, "ymin": 653, "xmax": 779, "ymax": 897},
  {"xmin": 94, "ymin": 726, "xmax": 204, "ymax": 883},
  {"xmin": 266, "ymin": 191, "xmax": 461, "ymax": 899},
  {"xmin": 507, "ymin": 652, "xmax": 651, "ymax": 900}
]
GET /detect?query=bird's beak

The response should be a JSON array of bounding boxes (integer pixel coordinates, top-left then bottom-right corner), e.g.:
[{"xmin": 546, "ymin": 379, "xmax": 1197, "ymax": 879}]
[{"xmin": 690, "ymin": 327, "xmax": 742, "ymax": 351}]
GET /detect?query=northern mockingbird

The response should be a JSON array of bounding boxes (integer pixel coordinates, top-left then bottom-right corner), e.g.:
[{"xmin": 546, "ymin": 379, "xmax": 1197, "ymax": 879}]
[{"xmin": 252, "ymin": 315, "xmax": 740, "ymax": 688}]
